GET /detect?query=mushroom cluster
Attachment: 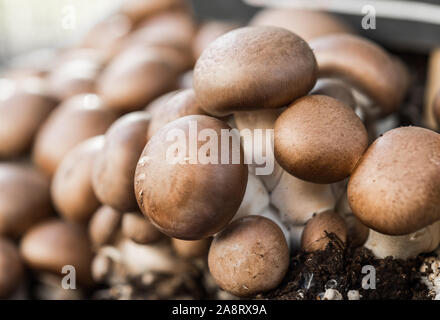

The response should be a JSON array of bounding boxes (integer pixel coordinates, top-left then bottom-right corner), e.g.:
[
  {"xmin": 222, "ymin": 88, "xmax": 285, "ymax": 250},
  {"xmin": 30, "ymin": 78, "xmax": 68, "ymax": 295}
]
[{"xmin": 0, "ymin": 1, "xmax": 438, "ymax": 300}]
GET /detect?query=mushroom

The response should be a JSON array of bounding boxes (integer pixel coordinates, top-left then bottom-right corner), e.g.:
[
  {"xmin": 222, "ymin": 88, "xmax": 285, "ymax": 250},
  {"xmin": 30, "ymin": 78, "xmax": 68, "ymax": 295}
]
[
  {"xmin": 120, "ymin": 0, "xmax": 188, "ymax": 24},
  {"xmin": 134, "ymin": 115, "xmax": 248, "ymax": 240},
  {"xmin": 121, "ymin": 212, "xmax": 163, "ymax": 245},
  {"xmin": 433, "ymin": 91, "xmax": 440, "ymax": 126},
  {"xmin": 301, "ymin": 211, "xmax": 347, "ymax": 252},
  {"xmin": 348, "ymin": 126, "xmax": 440, "ymax": 258},
  {"xmin": 193, "ymin": 26, "xmax": 317, "ymax": 116},
  {"xmin": 33, "ymin": 93, "xmax": 117, "ymax": 176},
  {"xmin": 0, "ymin": 163, "xmax": 52, "ymax": 238},
  {"xmin": 0, "ymin": 237, "xmax": 24, "ymax": 299},
  {"xmin": 171, "ymin": 238, "xmax": 211, "ymax": 259},
  {"xmin": 89, "ymin": 205, "xmax": 122, "ymax": 249},
  {"xmin": 92, "ymin": 112, "xmax": 151, "ymax": 212},
  {"xmin": 20, "ymin": 219, "xmax": 94, "ymax": 286},
  {"xmin": 0, "ymin": 77, "xmax": 57, "ymax": 158},
  {"xmin": 274, "ymin": 95, "xmax": 368, "ymax": 184},
  {"xmin": 310, "ymin": 78, "xmax": 356, "ymax": 110},
  {"xmin": 51, "ymin": 136, "xmax": 105, "ymax": 224},
  {"xmin": 208, "ymin": 215, "xmax": 289, "ymax": 297}
]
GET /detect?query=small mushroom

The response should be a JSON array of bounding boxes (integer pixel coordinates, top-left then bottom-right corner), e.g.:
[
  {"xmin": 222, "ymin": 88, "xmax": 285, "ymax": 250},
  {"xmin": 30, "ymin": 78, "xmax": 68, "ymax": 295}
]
[
  {"xmin": 20, "ymin": 219, "xmax": 94, "ymax": 286},
  {"xmin": 121, "ymin": 212, "xmax": 163, "ymax": 245},
  {"xmin": 33, "ymin": 93, "xmax": 117, "ymax": 176},
  {"xmin": 0, "ymin": 237, "xmax": 24, "ymax": 299},
  {"xmin": 134, "ymin": 115, "xmax": 248, "ymax": 239},
  {"xmin": 89, "ymin": 206, "xmax": 122, "ymax": 249},
  {"xmin": 0, "ymin": 163, "xmax": 52, "ymax": 238},
  {"xmin": 208, "ymin": 216, "xmax": 289, "ymax": 297},
  {"xmin": 301, "ymin": 211, "xmax": 347, "ymax": 252},
  {"xmin": 274, "ymin": 95, "xmax": 368, "ymax": 183},
  {"xmin": 193, "ymin": 26, "xmax": 317, "ymax": 116},
  {"xmin": 171, "ymin": 238, "xmax": 211, "ymax": 259},
  {"xmin": 51, "ymin": 136, "xmax": 105, "ymax": 224},
  {"xmin": 92, "ymin": 112, "xmax": 151, "ymax": 212},
  {"xmin": 120, "ymin": 0, "xmax": 188, "ymax": 24}
]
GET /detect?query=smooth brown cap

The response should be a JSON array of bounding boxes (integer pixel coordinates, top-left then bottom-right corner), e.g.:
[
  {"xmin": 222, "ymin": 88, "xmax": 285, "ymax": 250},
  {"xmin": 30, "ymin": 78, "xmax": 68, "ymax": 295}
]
[
  {"xmin": 171, "ymin": 238, "xmax": 211, "ymax": 259},
  {"xmin": 433, "ymin": 91, "xmax": 440, "ymax": 126},
  {"xmin": 193, "ymin": 21, "xmax": 239, "ymax": 59},
  {"xmin": 208, "ymin": 216, "xmax": 289, "ymax": 297},
  {"xmin": 32, "ymin": 94, "xmax": 118, "ymax": 176},
  {"xmin": 0, "ymin": 163, "xmax": 52, "ymax": 238},
  {"xmin": 274, "ymin": 95, "xmax": 368, "ymax": 183},
  {"xmin": 193, "ymin": 26, "xmax": 317, "ymax": 116},
  {"xmin": 134, "ymin": 115, "xmax": 248, "ymax": 239},
  {"xmin": 51, "ymin": 136, "xmax": 104, "ymax": 224},
  {"xmin": 310, "ymin": 34, "xmax": 409, "ymax": 114},
  {"xmin": 92, "ymin": 112, "xmax": 150, "ymax": 212},
  {"xmin": 301, "ymin": 211, "xmax": 347, "ymax": 252},
  {"xmin": 20, "ymin": 219, "xmax": 94, "ymax": 286},
  {"xmin": 348, "ymin": 126, "xmax": 440, "ymax": 235},
  {"xmin": 0, "ymin": 237, "xmax": 24, "ymax": 298},
  {"xmin": 88, "ymin": 206, "xmax": 122, "ymax": 249},
  {"xmin": 121, "ymin": 212, "xmax": 163, "ymax": 244}
]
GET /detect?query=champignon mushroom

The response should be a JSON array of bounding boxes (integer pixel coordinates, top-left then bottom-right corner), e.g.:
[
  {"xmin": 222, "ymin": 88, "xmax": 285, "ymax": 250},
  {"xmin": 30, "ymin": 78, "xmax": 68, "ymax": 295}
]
[
  {"xmin": 89, "ymin": 206, "xmax": 122, "ymax": 249},
  {"xmin": 433, "ymin": 91, "xmax": 440, "ymax": 126},
  {"xmin": 171, "ymin": 238, "xmax": 211, "ymax": 259},
  {"xmin": 0, "ymin": 237, "xmax": 24, "ymax": 299},
  {"xmin": 20, "ymin": 219, "xmax": 94, "ymax": 286},
  {"xmin": 33, "ymin": 93, "xmax": 117, "ymax": 176},
  {"xmin": 310, "ymin": 78, "xmax": 356, "ymax": 110},
  {"xmin": 92, "ymin": 112, "xmax": 151, "ymax": 212},
  {"xmin": 51, "ymin": 136, "xmax": 105, "ymax": 224},
  {"xmin": 134, "ymin": 115, "xmax": 248, "ymax": 239},
  {"xmin": 274, "ymin": 95, "xmax": 368, "ymax": 184},
  {"xmin": 0, "ymin": 78, "xmax": 57, "ymax": 158},
  {"xmin": 193, "ymin": 26, "xmax": 317, "ymax": 116},
  {"xmin": 208, "ymin": 215, "xmax": 289, "ymax": 297},
  {"xmin": 348, "ymin": 126, "xmax": 440, "ymax": 258},
  {"xmin": 121, "ymin": 212, "xmax": 163, "ymax": 244},
  {"xmin": 0, "ymin": 163, "xmax": 52, "ymax": 238},
  {"xmin": 120, "ymin": 0, "xmax": 188, "ymax": 24}
]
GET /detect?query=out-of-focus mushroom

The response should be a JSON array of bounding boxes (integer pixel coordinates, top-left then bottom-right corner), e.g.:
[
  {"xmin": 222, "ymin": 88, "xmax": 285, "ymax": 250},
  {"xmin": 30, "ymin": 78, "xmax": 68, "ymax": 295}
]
[
  {"xmin": 233, "ymin": 173, "xmax": 270, "ymax": 221},
  {"xmin": 121, "ymin": 212, "xmax": 163, "ymax": 245},
  {"xmin": 171, "ymin": 238, "xmax": 211, "ymax": 259},
  {"xmin": 0, "ymin": 237, "xmax": 24, "ymax": 299},
  {"xmin": 120, "ymin": 0, "xmax": 188, "ymax": 24},
  {"xmin": 51, "ymin": 136, "xmax": 105, "ymax": 224},
  {"xmin": 89, "ymin": 206, "xmax": 122, "ymax": 249},
  {"xmin": 33, "ymin": 93, "xmax": 117, "ymax": 176},
  {"xmin": 193, "ymin": 21, "xmax": 239, "ymax": 59},
  {"xmin": 433, "ymin": 91, "xmax": 440, "ymax": 126}
]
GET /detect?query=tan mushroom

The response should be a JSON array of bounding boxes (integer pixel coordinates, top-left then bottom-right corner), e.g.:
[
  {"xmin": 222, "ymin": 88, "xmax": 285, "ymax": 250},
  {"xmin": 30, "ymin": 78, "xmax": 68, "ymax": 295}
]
[
  {"xmin": 121, "ymin": 212, "xmax": 163, "ymax": 245},
  {"xmin": 120, "ymin": 0, "xmax": 188, "ymax": 24},
  {"xmin": 171, "ymin": 238, "xmax": 211, "ymax": 259},
  {"xmin": 193, "ymin": 21, "xmax": 239, "ymax": 59},
  {"xmin": 88, "ymin": 206, "xmax": 122, "ymax": 249},
  {"xmin": 433, "ymin": 91, "xmax": 440, "ymax": 126},
  {"xmin": 0, "ymin": 237, "xmax": 24, "ymax": 299}
]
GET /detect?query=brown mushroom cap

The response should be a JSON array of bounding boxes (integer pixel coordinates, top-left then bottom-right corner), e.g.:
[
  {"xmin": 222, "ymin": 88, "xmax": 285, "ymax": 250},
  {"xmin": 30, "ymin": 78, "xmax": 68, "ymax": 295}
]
[
  {"xmin": 310, "ymin": 34, "xmax": 409, "ymax": 114},
  {"xmin": 0, "ymin": 78, "xmax": 57, "ymax": 158},
  {"xmin": 301, "ymin": 211, "xmax": 347, "ymax": 252},
  {"xmin": 274, "ymin": 95, "xmax": 368, "ymax": 184},
  {"xmin": 171, "ymin": 238, "xmax": 211, "ymax": 259},
  {"xmin": 20, "ymin": 219, "xmax": 94, "ymax": 286},
  {"xmin": 145, "ymin": 88, "xmax": 206, "ymax": 140},
  {"xmin": 121, "ymin": 212, "xmax": 163, "ymax": 244},
  {"xmin": 250, "ymin": 9, "xmax": 353, "ymax": 42},
  {"xmin": 92, "ymin": 112, "xmax": 150, "ymax": 212},
  {"xmin": 208, "ymin": 215, "xmax": 289, "ymax": 297},
  {"xmin": 433, "ymin": 91, "xmax": 440, "ymax": 126},
  {"xmin": 120, "ymin": 0, "xmax": 188, "ymax": 23},
  {"xmin": 0, "ymin": 237, "xmax": 24, "ymax": 298},
  {"xmin": 193, "ymin": 26, "xmax": 317, "ymax": 116},
  {"xmin": 88, "ymin": 206, "xmax": 122, "ymax": 249},
  {"xmin": 32, "ymin": 93, "xmax": 117, "ymax": 176},
  {"xmin": 348, "ymin": 126, "xmax": 440, "ymax": 235},
  {"xmin": 97, "ymin": 46, "xmax": 179, "ymax": 112},
  {"xmin": 51, "ymin": 136, "xmax": 105, "ymax": 224},
  {"xmin": 134, "ymin": 115, "xmax": 248, "ymax": 240},
  {"xmin": 193, "ymin": 21, "xmax": 239, "ymax": 59},
  {"xmin": 0, "ymin": 163, "xmax": 52, "ymax": 238}
]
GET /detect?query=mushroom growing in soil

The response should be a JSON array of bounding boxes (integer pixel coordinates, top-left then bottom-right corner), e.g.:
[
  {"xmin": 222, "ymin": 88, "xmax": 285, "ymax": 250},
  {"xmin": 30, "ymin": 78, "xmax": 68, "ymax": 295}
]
[
  {"xmin": 51, "ymin": 136, "xmax": 105, "ymax": 224},
  {"xmin": 348, "ymin": 126, "xmax": 440, "ymax": 259},
  {"xmin": 0, "ymin": 237, "xmax": 24, "ymax": 299},
  {"xmin": 92, "ymin": 112, "xmax": 151, "ymax": 212},
  {"xmin": 208, "ymin": 215, "xmax": 289, "ymax": 297},
  {"xmin": 33, "ymin": 93, "xmax": 118, "ymax": 176},
  {"xmin": 134, "ymin": 115, "xmax": 248, "ymax": 240},
  {"xmin": 0, "ymin": 163, "xmax": 52, "ymax": 238}
]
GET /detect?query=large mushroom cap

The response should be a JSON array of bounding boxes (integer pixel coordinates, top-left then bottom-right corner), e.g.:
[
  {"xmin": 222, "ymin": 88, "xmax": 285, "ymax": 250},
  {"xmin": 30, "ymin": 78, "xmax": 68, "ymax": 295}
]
[
  {"xmin": 0, "ymin": 163, "xmax": 51, "ymax": 238},
  {"xmin": 20, "ymin": 219, "xmax": 94, "ymax": 286},
  {"xmin": 348, "ymin": 126, "xmax": 440, "ymax": 235},
  {"xmin": 92, "ymin": 112, "xmax": 151, "ymax": 212},
  {"xmin": 193, "ymin": 26, "xmax": 317, "ymax": 116},
  {"xmin": 0, "ymin": 237, "xmax": 24, "ymax": 298},
  {"xmin": 274, "ymin": 95, "xmax": 368, "ymax": 184},
  {"xmin": 310, "ymin": 34, "xmax": 409, "ymax": 114},
  {"xmin": 134, "ymin": 115, "xmax": 248, "ymax": 240},
  {"xmin": 208, "ymin": 215, "xmax": 289, "ymax": 297}
]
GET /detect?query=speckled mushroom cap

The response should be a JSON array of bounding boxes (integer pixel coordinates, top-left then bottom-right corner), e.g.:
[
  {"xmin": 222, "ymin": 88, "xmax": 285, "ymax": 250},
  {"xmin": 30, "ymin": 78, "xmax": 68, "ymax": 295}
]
[
  {"xmin": 0, "ymin": 163, "xmax": 51, "ymax": 238},
  {"xmin": 310, "ymin": 34, "xmax": 409, "ymax": 115},
  {"xmin": 348, "ymin": 126, "xmax": 440, "ymax": 235},
  {"xmin": 250, "ymin": 9, "xmax": 352, "ymax": 41},
  {"xmin": 193, "ymin": 26, "xmax": 317, "ymax": 116},
  {"xmin": 0, "ymin": 237, "xmax": 24, "ymax": 298},
  {"xmin": 274, "ymin": 95, "xmax": 368, "ymax": 184},
  {"xmin": 433, "ymin": 91, "xmax": 440, "ymax": 126},
  {"xmin": 134, "ymin": 115, "xmax": 248, "ymax": 240},
  {"xmin": 33, "ymin": 94, "xmax": 118, "ymax": 176},
  {"xmin": 92, "ymin": 112, "xmax": 151, "ymax": 212},
  {"xmin": 20, "ymin": 219, "xmax": 94, "ymax": 286},
  {"xmin": 208, "ymin": 215, "xmax": 289, "ymax": 297}
]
